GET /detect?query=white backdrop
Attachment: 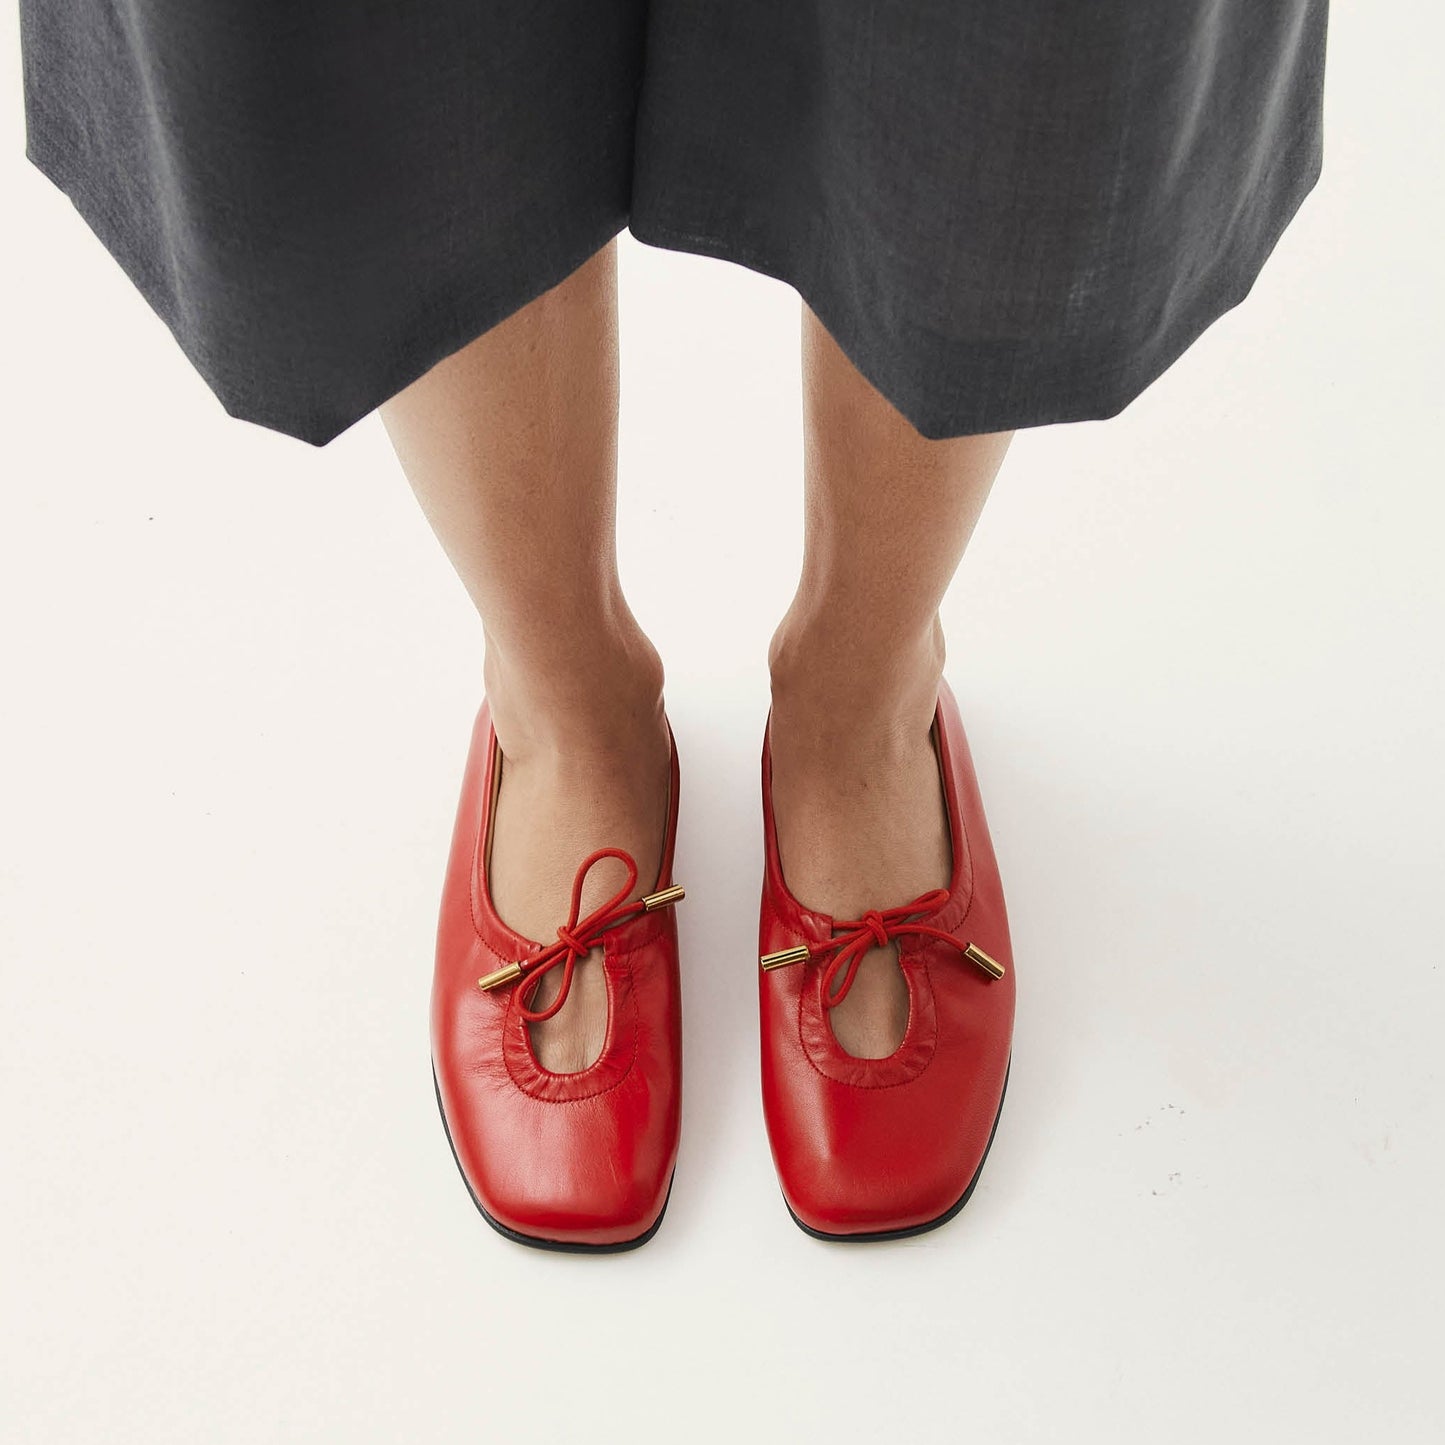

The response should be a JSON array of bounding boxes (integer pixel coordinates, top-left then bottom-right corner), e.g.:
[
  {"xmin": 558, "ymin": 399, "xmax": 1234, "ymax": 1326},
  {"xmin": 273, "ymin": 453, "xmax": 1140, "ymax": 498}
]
[{"xmin": 2, "ymin": 4, "xmax": 1442, "ymax": 1442}]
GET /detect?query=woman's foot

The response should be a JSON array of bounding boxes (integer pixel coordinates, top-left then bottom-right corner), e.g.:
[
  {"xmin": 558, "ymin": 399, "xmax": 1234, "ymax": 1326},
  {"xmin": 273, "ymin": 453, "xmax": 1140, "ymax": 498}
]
[
  {"xmin": 485, "ymin": 630, "xmax": 671, "ymax": 1073},
  {"xmin": 431, "ymin": 688, "xmax": 685, "ymax": 1250},
  {"xmin": 765, "ymin": 616, "xmax": 952, "ymax": 1058}
]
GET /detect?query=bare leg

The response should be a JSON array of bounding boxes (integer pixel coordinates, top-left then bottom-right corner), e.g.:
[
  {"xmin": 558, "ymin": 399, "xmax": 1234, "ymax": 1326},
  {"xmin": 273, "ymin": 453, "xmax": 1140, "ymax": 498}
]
[
  {"xmin": 768, "ymin": 306, "xmax": 1014, "ymax": 1058},
  {"xmin": 380, "ymin": 240, "xmax": 669, "ymax": 1073}
]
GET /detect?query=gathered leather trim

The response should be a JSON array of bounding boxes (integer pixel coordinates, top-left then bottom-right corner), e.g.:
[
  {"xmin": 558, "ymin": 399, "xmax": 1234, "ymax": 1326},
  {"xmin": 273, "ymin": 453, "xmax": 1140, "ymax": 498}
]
[
  {"xmin": 795, "ymin": 938, "xmax": 940, "ymax": 1088},
  {"xmin": 500, "ymin": 928, "xmax": 645, "ymax": 1102}
]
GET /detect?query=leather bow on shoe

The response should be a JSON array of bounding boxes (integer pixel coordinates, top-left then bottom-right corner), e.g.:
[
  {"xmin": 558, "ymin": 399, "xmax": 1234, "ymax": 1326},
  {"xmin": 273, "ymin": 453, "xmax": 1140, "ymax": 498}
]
[
  {"xmin": 478, "ymin": 847, "xmax": 685, "ymax": 1022},
  {"xmin": 759, "ymin": 888, "xmax": 1005, "ymax": 1005}
]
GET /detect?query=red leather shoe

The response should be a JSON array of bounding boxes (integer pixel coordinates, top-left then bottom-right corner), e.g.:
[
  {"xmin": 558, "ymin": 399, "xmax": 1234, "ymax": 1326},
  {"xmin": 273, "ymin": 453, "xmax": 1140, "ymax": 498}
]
[
  {"xmin": 757, "ymin": 676, "xmax": 1014, "ymax": 1240},
  {"xmin": 430, "ymin": 699, "xmax": 685, "ymax": 1251}
]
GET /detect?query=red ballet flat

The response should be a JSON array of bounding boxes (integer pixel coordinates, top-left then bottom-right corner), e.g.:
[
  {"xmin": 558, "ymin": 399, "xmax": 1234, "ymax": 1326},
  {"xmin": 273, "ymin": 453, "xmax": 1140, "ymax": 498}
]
[
  {"xmin": 757, "ymin": 676, "xmax": 1014, "ymax": 1240},
  {"xmin": 430, "ymin": 699, "xmax": 685, "ymax": 1251}
]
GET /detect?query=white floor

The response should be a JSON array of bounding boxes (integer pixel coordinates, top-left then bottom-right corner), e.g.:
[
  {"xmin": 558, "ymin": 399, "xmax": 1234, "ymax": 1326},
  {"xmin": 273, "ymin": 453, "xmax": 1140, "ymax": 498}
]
[{"xmin": 3, "ymin": 7, "xmax": 1442, "ymax": 1442}]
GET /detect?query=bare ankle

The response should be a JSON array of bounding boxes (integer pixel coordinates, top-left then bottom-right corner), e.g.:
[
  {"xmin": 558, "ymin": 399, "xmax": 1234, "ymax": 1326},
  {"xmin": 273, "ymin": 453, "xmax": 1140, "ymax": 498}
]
[
  {"xmin": 768, "ymin": 611, "xmax": 944, "ymax": 753},
  {"xmin": 485, "ymin": 625, "xmax": 667, "ymax": 762}
]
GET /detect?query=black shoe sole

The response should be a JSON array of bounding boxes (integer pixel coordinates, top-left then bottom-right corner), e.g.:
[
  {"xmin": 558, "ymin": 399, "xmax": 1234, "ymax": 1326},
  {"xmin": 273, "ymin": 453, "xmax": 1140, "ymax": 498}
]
[
  {"xmin": 783, "ymin": 1055, "xmax": 1011, "ymax": 1244},
  {"xmin": 430, "ymin": 1064, "xmax": 673, "ymax": 1254}
]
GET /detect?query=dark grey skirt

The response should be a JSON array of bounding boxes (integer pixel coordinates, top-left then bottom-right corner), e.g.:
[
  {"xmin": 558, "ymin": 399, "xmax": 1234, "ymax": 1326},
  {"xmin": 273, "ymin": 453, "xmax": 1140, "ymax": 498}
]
[{"xmin": 20, "ymin": 1, "xmax": 1329, "ymax": 446}]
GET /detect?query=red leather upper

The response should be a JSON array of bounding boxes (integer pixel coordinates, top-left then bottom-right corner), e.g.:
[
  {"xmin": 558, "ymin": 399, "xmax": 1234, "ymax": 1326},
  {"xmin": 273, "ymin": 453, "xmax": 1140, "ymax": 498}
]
[
  {"xmin": 757, "ymin": 678, "xmax": 1015, "ymax": 1236},
  {"xmin": 431, "ymin": 700, "xmax": 683, "ymax": 1246}
]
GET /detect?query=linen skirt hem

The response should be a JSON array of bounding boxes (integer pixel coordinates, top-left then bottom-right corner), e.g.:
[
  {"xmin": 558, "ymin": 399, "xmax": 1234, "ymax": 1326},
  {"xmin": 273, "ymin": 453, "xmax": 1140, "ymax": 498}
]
[
  {"xmin": 26, "ymin": 132, "xmax": 633, "ymax": 449},
  {"xmin": 632, "ymin": 137, "xmax": 1323, "ymax": 441},
  {"xmin": 28, "ymin": 119, "xmax": 1322, "ymax": 449},
  {"xmin": 21, "ymin": 0, "xmax": 1329, "ymax": 450}
]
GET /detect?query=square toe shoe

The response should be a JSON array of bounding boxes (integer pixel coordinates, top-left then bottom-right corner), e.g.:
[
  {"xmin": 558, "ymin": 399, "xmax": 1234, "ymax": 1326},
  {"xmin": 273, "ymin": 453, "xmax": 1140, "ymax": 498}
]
[
  {"xmin": 757, "ymin": 677, "xmax": 1014, "ymax": 1240},
  {"xmin": 430, "ymin": 700, "xmax": 685, "ymax": 1252}
]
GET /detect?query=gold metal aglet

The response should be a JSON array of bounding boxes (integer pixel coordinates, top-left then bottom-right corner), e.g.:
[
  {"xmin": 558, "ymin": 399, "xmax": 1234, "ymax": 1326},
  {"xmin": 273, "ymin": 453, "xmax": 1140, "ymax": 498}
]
[
  {"xmin": 963, "ymin": 942, "xmax": 1006, "ymax": 980},
  {"xmin": 477, "ymin": 961, "xmax": 525, "ymax": 991},
  {"xmin": 642, "ymin": 884, "xmax": 686, "ymax": 911},
  {"xmin": 760, "ymin": 944, "xmax": 811, "ymax": 972}
]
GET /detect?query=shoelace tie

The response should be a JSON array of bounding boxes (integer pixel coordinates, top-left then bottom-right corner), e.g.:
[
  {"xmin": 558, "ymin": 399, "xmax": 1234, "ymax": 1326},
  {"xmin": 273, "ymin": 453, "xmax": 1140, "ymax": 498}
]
[
  {"xmin": 759, "ymin": 887, "xmax": 1005, "ymax": 1004},
  {"xmin": 477, "ymin": 846, "xmax": 685, "ymax": 1023}
]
